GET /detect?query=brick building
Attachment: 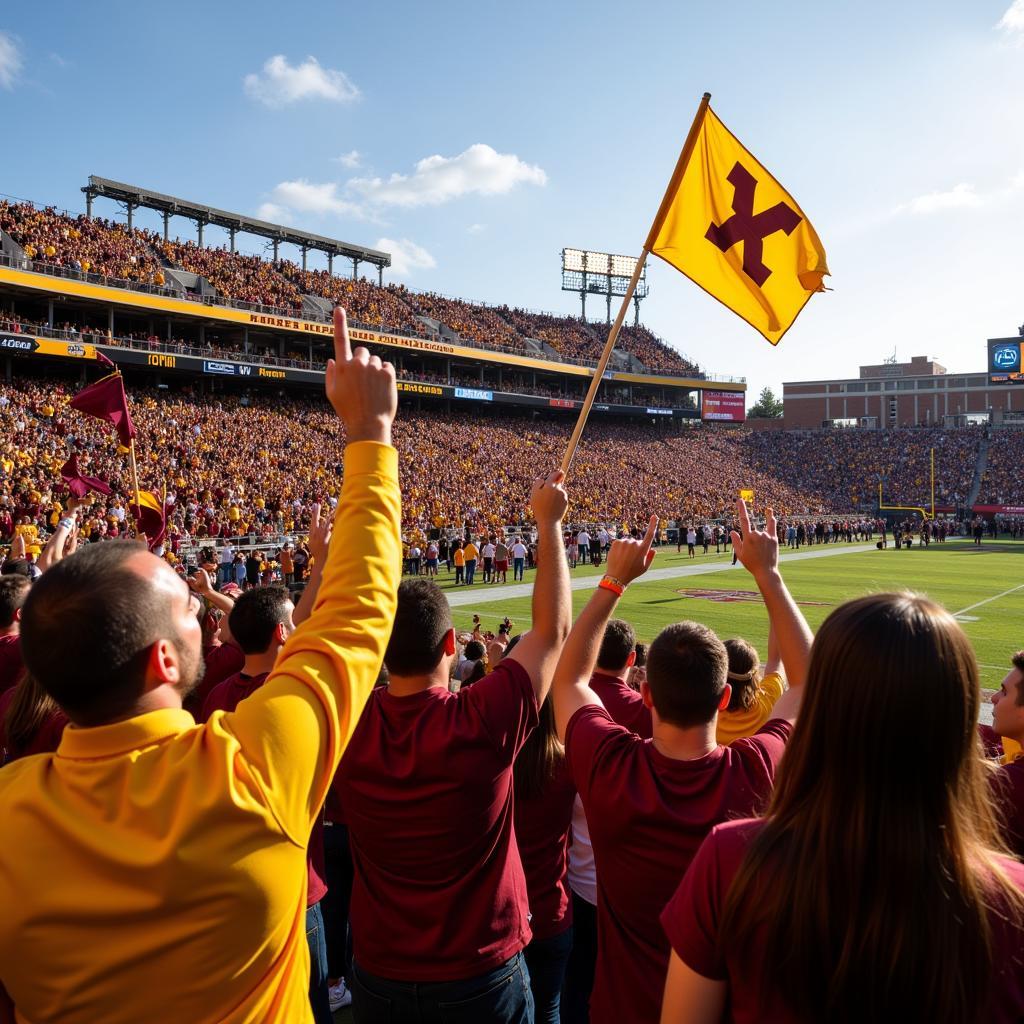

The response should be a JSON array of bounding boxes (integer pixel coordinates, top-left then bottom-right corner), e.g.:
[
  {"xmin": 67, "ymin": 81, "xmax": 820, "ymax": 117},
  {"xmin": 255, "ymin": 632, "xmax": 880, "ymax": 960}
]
[{"xmin": 783, "ymin": 350, "xmax": 1024, "ymax": 430}]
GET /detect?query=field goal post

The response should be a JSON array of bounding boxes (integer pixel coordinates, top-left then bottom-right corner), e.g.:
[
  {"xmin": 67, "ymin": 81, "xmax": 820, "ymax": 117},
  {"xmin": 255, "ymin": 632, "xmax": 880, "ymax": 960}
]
[{"xmin": 877, "ymin": 447, "xmax": 936, "ymax": 521}]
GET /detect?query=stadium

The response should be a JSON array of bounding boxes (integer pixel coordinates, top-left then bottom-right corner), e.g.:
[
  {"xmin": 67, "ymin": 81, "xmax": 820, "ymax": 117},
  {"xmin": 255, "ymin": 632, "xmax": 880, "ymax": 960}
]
[{"xmin": 2, "ymin": 6, "xmax": 1024, "ymax": 1022}]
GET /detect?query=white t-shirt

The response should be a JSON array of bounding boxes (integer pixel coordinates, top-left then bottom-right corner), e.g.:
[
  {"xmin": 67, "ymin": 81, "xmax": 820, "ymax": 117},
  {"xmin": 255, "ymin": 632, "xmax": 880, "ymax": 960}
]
[
  {"xmin": 567, "ymin": 795, "xmax": 597, "ymax": 906},
  {"xmin": 511, "ymin": 542, "xmax": 527, "ymax": 558},
  {"xmin": 482, "ymin": 543, "xmax": 496, "ymax": 559},
  {"xmin": 220, "ymin": 544, "xmax": 235, "ymax": 565},
  {"xmin": 577, "ymin": 531, "xmax": 591, "ymax": 548},
  {"xmin": 686, "ymin": 529, "xmax": 697, "ymax": 544}
]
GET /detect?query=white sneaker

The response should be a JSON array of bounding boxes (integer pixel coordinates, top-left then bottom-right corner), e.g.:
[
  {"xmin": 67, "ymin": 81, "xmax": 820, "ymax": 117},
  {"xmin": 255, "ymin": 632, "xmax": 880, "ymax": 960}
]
[{"xmin": 329, "ymin": 980, "xmax": 352, "ymax": 1011}]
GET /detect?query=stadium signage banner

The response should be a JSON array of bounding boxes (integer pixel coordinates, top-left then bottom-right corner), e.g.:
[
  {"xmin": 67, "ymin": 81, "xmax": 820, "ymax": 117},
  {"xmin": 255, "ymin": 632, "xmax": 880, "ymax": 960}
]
[
  {"xmin": 549, "ymin": 398, "xmax": 577, "ymax": 409},
  {"xmin": 398, "ymin": 382, "xmax": 449, "ymax": 397},
  {"xmin": 0, "ymin": 335, "xmax": 96, "ymax": 360},
  {"xmin": 701, "ymin": 390, "xmax": 746, "ymax": 422},
  {"xmin": 204, "ymin": 360, "xmax": 238, "ymax": 375},
  {"xmin": 646, "ymin": 407, "xmax": 673, "ymax": 416},
  {"xmin": 972, "ymin": 505, "xmax": 1024, "ymax": 515},
  {"xmin": 454, "ymin": 386, "xmax": 493, "ymax": 402}
]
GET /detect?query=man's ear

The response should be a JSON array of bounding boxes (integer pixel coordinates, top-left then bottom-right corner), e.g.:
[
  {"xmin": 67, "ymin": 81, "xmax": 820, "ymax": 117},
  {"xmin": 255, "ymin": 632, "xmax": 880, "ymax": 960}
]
[
  {"xmin": 640, "ymin": 679, "xmax": 653, "ymax": 709},
  {"xmin": 145, "ymin": 638, "xmax": 180, "ymax": 691},
  {"xmin": 444, "ymin": 629, "xmax": 456, "ymax": 657},
  {"xmin": 718, "ymin": 683, "xmax": 732, "ymax": 712},
  {"xmin": 625, "ymin": 650, "xmax": 636, "ymax": 669},
  {"xmin": 12, "ymin": 607, "xmax": 22, "ymax": 623}
]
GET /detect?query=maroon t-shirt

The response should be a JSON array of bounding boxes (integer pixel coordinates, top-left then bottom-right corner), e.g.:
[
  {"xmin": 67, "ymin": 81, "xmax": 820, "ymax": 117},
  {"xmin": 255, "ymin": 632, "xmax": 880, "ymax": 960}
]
[
  {"xmin": 200, "ymin": 669, "xmax": 327, "ymax": 907},
  {"xmin": 0, "ymin": 684, "xmax": 68, "ymax": 762},
  {"xmin": 514, "ymin": 757, "xmax": 576, "ymax": 941},
  {"xmin": 336, "ymin": 657, "xmax": 539, "ymax": 981},
  {"xmin": 991, "ymin": 758, "xmax": 1024, "ymax": 859},
  {"xmin": 662, "ymin": 818, "xmax": 1024, "ymax": 1023},
  {"xmin": 591, "ymin": 671, "xmax": 651, "ymax": 738},
  {"xmin": 565, "ymin": 705, "xmax": 791, "ymax": 1024},
  {"xmin": 0, "ymin": 634, "xmax": 25, "ymax": 694}
]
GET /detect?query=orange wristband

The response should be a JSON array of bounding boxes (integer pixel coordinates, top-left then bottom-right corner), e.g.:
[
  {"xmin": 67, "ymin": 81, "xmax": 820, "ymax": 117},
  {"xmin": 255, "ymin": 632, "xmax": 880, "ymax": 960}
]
[{"xmin": 598, "ymin": 577, "xmax": 625, "ymax": 597}]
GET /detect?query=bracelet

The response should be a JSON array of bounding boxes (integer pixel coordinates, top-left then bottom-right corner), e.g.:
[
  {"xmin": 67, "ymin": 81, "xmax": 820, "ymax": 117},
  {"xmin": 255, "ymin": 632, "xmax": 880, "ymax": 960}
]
[
  {"xmin": 58, "ymin": 518, "xmax": 75, "ymax": 531},
  {"xmin": 598, "ymin": 575, "xmax": 625, "ymax": 597}
]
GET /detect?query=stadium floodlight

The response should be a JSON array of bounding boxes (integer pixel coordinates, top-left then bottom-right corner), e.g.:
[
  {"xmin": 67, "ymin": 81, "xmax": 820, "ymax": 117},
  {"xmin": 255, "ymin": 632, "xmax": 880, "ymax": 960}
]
[{"xmin": 561, "ymin": 248, "xmax": 650, "ymax": 325}]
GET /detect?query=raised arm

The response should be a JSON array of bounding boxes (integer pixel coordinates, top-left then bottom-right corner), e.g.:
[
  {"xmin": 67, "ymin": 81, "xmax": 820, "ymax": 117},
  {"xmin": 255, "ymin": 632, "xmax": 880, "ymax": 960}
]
[
  {"xmin": 224, "ymin": 307, "xmax": 401, "ymax": 840},
  {"xmin": 187, "ymin": 567, "xmax": 235, "ymax": 617},
  {"xmin": 764, "ymin": 622, "xmax": 782, "ymax": 680},
  {"xmin": 291, "ymin": 502, "xmax": 331, "ymax": 628},
  {"xmin": 502, "ymin": 470, "xmax": 570, "ymax": 703},
  {"xmin": 552, "ymin": 516, "xmax": 657, "ymax": 741},
  {"xmin": 730, "ymin": 500, "xmax": 811, "ymax": 721}
]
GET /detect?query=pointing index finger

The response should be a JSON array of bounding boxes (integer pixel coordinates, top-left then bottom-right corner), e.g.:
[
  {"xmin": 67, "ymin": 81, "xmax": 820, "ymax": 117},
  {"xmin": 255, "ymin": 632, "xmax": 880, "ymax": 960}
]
[
  {"xmin": 333, "ymin": 306, "xmax": 352, "ymax": 363},
  {"xmin": 641, "ymin": 513, "xmax": 658, "ymax": 554},
  {"xmin": 736, "ymin": 497, "xmax": 751, "ymax": 536}
]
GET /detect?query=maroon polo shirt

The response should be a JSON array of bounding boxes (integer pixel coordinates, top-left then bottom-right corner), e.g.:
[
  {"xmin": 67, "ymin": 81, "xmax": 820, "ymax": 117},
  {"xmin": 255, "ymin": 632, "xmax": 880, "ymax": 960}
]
[
  {"xmin": 186, "ymin": 640, "xmax": 245, "ymax": 718},
  {"xmin": 336, "ymin": 657, "xmax": 539, "ymax": 981},
  {"xmin": 566, "ymin": 706, "xmax": 791, "ymax": 1024},
  {"xmin": 201, "ymin": 669, "xmax": 327, "ymax": 907},
  {"xmin": 991, "ymin": 757, "xmax": 1024, "ymax": 859}
]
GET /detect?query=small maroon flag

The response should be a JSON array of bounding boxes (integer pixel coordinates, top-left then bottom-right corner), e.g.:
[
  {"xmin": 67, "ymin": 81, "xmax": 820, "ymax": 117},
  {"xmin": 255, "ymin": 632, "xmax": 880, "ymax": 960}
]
[
  {"xmin": 95, "ymin": 350, "xmax": 116, "ymax": 369},
  {"xmin": 60, "ymin": 454, "xmax": 112, "ymax": 499},
  {"xmin": 130, "ymin": 490, "xmax": 166, "ymax": 550},
  {"xmin": 69, "ymin": 372, "xmax": 136, "ymax": 448}
]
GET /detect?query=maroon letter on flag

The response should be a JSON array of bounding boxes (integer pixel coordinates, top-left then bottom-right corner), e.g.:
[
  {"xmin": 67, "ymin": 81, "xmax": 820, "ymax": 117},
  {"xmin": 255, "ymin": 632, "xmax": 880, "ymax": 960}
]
[{"xmin": 69, "ymin": 373, "xmax": 136, "ymax": 448}]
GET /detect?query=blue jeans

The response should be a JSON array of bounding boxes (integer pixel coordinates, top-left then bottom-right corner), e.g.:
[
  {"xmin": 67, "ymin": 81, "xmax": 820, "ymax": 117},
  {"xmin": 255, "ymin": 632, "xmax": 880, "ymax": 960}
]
[
  {"xmin": 306, "ymin": 901, "xmax": 333, "ymax": 1024},
  {"xmin": 513, "ymin": 557, "xmax": 524, "ymax": 581},
  {"xmin": 560, "ymin": 892, "xmax": 596, "ymax": 1024},
  {"xmin": 524, "ymin": 926, "xmax": 573, "ymax": 1024},
  {"xmin": 465, "ymin": 559, "xmax": 477, "ymax": 584},
  {"xmin": 351, "ymin": 952, "xmax": 533, "ymax": 1024}
]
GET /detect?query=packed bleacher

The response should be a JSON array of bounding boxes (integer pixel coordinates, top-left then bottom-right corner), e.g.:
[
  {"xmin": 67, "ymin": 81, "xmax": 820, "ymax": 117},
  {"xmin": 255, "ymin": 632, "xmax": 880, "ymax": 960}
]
[
  {"xmin": 0, "ymin": 312, "xmax": 1021, "ymax": 1024},
  {"xmin": 979, "ymin": 429, "xmax": 1024, "ymax": 506},
  {"xmin": 0, "ymin": 199, "xmax": 703, "ymax": 374}
]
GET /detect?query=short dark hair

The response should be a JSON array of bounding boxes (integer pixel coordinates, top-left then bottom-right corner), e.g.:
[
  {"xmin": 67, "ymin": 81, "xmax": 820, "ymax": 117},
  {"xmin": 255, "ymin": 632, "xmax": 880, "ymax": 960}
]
[
  {"xmin": 463, "ymin": 640, "xmax": 485, "ymax": 661},
  {"xmin": 1, "ymin": 559, "xmax": 33, "ymax": 578},
  {"xmin": 0, "ymin": 575, "xmax": 30, "ymax": 628},
  {"xmin": 1012, "ymin": 650, "xmax": 1024, "ymax": 706},
  {"xmin": 21, "ymin": 542, "xmax": 174, "ymax": 725},
  {"xmin": 228, "ymin": 586, "xmax": 292, "ymax": 654},
  {"xmin": 384, "ymin": 579, "xmax": 452, "ymax": 676},
  {"xmin": 646, "ymin": 621, "xmax": 728, "ymax": 727},
  {"xmin": 597, "ymin": 619, "xmax": 636, "ymax": 672}
]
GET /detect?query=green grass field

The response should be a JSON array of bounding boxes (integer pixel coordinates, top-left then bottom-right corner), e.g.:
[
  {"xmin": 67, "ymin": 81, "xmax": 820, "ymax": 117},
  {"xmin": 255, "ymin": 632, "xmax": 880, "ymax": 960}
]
[{"xmin": 413, "ymin": 538, "xmax": 1024, "ymax": 695}]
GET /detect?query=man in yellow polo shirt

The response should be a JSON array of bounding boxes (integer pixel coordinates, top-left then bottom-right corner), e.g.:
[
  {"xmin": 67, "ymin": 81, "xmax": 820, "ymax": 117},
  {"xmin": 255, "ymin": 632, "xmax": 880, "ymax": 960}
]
[{"xmin": 0, "ymin": 308, "xmax": 401, "ymax": 1024}]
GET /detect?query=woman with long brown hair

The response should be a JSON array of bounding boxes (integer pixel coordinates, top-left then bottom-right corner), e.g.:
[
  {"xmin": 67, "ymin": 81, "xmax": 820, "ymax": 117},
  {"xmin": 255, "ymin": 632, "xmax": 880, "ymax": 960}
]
[
  {"xmin": 660, "ymin": 592, "xmax": 1024, "ymax": 1023},
  {"xmin": 0, "ymin": 672, "xmax": 68, "ymax": 763}
]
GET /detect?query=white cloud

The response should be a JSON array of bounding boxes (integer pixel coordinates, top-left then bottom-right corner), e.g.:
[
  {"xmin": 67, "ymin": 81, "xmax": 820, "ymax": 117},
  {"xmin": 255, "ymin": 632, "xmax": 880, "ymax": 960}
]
[
  {"xmin": 256, "ymin": 202, "xmax": 292, "ymax": 224},
  {"xmin": 997, "ymin": 0, "xmax": 1024, "ymax": 38},
  {"xmin": 333, "ymin": 150, "xmax": 361, "ymax": 168},
  {"xmin": 895, "ymin": 182, "xmax": 983, "ymax": 215},
  {"xmin": 0, "ymin": 33, "xmax": 22, "ymax": 90},
  {"xmin": 350, "ymin": 143, "xmax": 547, "ymax": 207},
  {"xmin": 467, "ymin": 223, "xmax": 486, "ymax": 234},
  {"xmin": 378, "ymin": 237, "xmax": 436, "ymax": 277},
  {"xmin": 267, "ymin": 179, "xmax": 363, "ymax": 218},
  {"xmin": 243, "ymin": 55, "xmax": 359, "ymax": 108}
]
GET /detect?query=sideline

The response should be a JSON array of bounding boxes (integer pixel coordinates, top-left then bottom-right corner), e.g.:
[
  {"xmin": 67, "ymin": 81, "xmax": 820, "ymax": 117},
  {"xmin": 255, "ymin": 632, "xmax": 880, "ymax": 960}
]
[
  {"xmin": 952, "ymin": 582, "xmax": 1024, "ymax": 618},
  {"xmin": 445, "ymin": 543, "xmax": 877, "ymax": 609}
]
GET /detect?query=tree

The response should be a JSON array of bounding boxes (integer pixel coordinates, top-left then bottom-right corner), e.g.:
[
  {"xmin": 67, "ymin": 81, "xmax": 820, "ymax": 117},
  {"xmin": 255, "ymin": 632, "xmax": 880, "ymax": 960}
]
[{"xmin": 748, "ymin": 386, "xmax": 783, "ymax": 419}]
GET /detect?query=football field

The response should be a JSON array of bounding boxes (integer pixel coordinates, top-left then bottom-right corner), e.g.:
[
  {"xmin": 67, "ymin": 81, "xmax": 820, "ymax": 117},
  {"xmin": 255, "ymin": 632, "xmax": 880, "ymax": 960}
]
[{"xmin": 419, "ymin": 538, "xmax": 1024, "ymax": 696}]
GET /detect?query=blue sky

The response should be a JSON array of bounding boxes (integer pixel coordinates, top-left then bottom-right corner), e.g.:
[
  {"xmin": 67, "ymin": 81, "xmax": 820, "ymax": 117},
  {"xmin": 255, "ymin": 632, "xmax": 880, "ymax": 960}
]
[{"xmin": 3, "ymin": 1, "xmax": 1024, "ymax": 400}]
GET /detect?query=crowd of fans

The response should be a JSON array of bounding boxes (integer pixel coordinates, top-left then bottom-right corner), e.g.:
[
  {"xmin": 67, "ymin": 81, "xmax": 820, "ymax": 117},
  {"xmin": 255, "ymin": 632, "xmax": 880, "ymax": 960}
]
[
  {"xmin": 0, "ymin": 318, "xmax": 1021, "ymax": 1024},
  {"xmin": 979, "ymin": 429, "xmax": 1024, "ymax": 506},
  {"xmin": 0, "ymin": 201, "xmax": 163, "ymax": 283},
  {"xmin": 0, "ymin": 201, "xmax": 705, "ymax": 374}
]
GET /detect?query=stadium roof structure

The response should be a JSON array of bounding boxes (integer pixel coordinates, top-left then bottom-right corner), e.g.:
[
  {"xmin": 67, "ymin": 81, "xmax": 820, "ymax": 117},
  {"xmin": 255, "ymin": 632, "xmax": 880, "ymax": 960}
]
[{"xmin": 81, "ymin": 175, "xmax": 390, "ymax": 275}]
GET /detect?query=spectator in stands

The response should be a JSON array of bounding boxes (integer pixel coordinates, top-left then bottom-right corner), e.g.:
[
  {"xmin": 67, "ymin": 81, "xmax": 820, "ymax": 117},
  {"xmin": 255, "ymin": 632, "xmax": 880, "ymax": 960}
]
[
  {"xmin": 335, "ymin": 470, "xmax": 570, "ymax": 1023},
  {"xmin": 661, "ymin": 592, "xmax": 1024, "ymax": 1023},
  {"xmin": 0, "ymin": 307, "xmax": 402, "ymax": 1023},
  {"xmin": 551, "ymin": 503, "xmax": 812, "ymax": 1024},
  {"xmin": 513, "ymin": 693, "xmax": 576, "ymax": 1022},
  {"xmin": 0, "ymin": 576, "xmax": 29, "ymax": 694},
  {"xmin": 987, "ymin": 650, "xmax": 1024, "ymax": 858},
  {"xmin": 0, "ymin": 672, "xmax": 68, "ymax": 763},
  {"xmin": 717, "ymin": 629, "xmax": 786, "ymax": 745}
]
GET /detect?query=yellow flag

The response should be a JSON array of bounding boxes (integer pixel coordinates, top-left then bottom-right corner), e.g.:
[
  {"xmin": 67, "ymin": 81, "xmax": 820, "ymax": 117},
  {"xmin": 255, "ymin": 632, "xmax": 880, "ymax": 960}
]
[
  {"xmin": 649, "ymin": 104, "xmax": 828, "ymax": 344},
  {"xmin": 135, "ymin": 490, "xmax": 163, "ymax": 513},
  {"xmin": 739, "ymin": 489, "xmax": 755, "ymax": 503}
]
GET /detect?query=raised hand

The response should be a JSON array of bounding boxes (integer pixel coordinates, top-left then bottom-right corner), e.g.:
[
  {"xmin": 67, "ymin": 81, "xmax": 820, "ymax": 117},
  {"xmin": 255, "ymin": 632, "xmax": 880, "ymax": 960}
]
[
  {"xmin": 307, "ymin": 502, "xmax": 333, "ymax": 564},
  {"xmin": 605, "ymin": 514, "xmax": 659, "ymax": 585},
  {"xmin": 730, "ymin": 499, "xmax": 779, "ymax": 581},
  {"xmin": 187, "ymin": 566, "xmax": 213, "ymax": 596},
  {"xmin": 325, "ymin": 306, "xmax": 397, "ymax": 445},
  {"xmin": 529, "ymin": 470, "xmax": 569, "ymax": 526}
]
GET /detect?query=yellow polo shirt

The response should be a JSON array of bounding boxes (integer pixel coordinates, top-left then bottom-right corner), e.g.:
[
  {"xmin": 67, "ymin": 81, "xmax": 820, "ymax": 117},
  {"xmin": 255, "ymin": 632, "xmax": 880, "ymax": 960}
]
[
  {"xmin": 0, "ymin": 442, "xmax": 401, "ymax": 1024},
  {"xmin": 715, "ymin": 672, "xmax": 786, "ymax": 746}
]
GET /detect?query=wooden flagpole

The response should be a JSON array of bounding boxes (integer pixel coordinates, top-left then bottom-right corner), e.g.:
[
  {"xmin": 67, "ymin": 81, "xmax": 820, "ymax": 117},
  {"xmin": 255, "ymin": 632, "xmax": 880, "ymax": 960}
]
[{"xmin": 560, "ymin": 91, "xmax": 712, "ymax": 476}]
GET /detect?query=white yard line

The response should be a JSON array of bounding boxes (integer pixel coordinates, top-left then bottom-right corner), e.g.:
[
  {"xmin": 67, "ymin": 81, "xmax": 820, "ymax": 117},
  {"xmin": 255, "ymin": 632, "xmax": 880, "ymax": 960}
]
[
  {"xmin": 952, "ymin": 582, "xmax": 1024, "ymax": 618},
  {"xmin": 445, "ymin": 543, "xmax": 876, "ymax": 609}
]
